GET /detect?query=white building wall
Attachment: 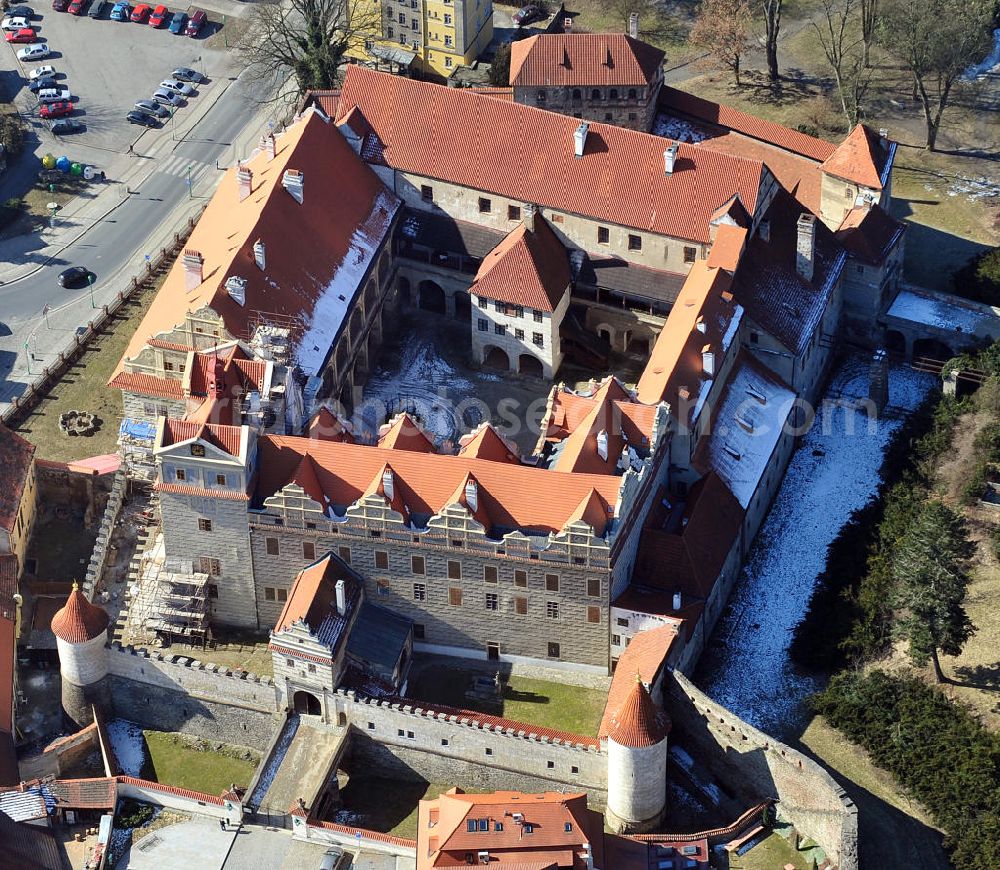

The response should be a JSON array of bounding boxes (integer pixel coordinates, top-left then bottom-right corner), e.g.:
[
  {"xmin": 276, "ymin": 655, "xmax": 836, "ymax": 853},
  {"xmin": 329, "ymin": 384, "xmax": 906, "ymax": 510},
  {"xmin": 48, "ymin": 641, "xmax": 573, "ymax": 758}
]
[
  {"xmin": 57, "ymin": 632, "xmax": 109, "ymax": 687},
  {"xmin": 607, "ymin": 736, "xmax": 667, "ymax": 828}
]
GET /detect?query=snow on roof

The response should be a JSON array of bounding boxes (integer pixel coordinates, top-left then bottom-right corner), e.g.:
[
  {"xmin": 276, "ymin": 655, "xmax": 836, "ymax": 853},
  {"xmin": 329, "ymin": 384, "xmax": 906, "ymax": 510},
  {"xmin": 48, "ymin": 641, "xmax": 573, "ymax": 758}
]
[
  {"xmin": 695, "ymin": 354, "xmax": 796, "ymax": 509},
  {"xmin": 886, "ymin": 288, "xmax": 996, "ymax": 335}
]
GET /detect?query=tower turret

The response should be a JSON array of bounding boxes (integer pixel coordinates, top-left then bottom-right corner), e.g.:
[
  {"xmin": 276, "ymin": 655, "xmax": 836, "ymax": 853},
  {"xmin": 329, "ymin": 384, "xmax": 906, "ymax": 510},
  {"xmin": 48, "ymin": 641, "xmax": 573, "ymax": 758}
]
[
  {"xmin": 51, "ymin": 582, "xmax": 110, "ymax": 728},
  {"xmin": 605, "ymin": 675, "xmax": 670, "ymax": 833}
]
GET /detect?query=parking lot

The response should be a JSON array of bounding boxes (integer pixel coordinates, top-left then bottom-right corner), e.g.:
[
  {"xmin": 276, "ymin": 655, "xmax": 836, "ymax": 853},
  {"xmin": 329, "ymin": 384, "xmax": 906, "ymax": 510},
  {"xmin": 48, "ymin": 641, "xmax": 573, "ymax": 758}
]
[{"xmin": 3, "ymin": 0, "xmax": 234, "ymax": 172}]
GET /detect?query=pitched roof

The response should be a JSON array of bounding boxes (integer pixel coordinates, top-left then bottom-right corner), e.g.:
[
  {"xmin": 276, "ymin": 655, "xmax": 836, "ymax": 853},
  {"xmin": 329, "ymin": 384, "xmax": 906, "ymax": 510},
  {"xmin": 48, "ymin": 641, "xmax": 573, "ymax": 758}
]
[
  {"xmin": 835, "ymin": 204, "xmax": 905, "ymax": 265},
  {"xmin": 336, "ymin": 67, "xmax": 765, "ymax": 244},
  {"xmin": 820, "ymin": 123, "xmax": 892, "ymax": 189},
  {"xmin": 0, "ymin": 615, "xmax": 13, "ymax": 736},
  {"xmin": 273, "ymin": 553, "xmax": 359, "ymax": 650},
  {"xmin": 599, "ymin": 626, "xmax": 675, "ymax": 740},
  {"xmin": 346, "ymin": 600, "xmax": 412, "ymax": 674},
  {"xmin": 47, "ymin": 777, "xmax": 116, "ymax": 809},
  {"xmin": 509, "ymin": 33, "xmax": 665, "ymax": 88},
  {"xmin": 308, "ymin": 407, "xmax": 354, "ymax": 443},
  {"xmin": 0, "ymin": 425, "xmax": 34, "ymax": 534},
  {"xmin": 115, "ymin": 108, "xmax": 399, "ymax": 379},
  {"xmin": 605, "ymin": 676, "xmax": 670, "ymax": 748},
  {"xmin": 470, "ymin": 216, "xmax": 571, "ymax": 312},
  {"xmin": 458, "ymin": 424, "xmax": 521, "ymax": 464},
  {"xmin": 0, "ymin": 555, "xmax": 18, "ymax": 608},
  {"xmin": 50, "ymin": 584, "xmax": 109, "ymax": 644},
  {"xmin": 255, "ymin": 435, "xmax": 623, "ymax": 536},
  {"xmin": 706, "ymin": 224, "xmax": 747, "ymax": 272},
  {"xmin": 161, "ymin": 419, "xmax": 244, "ymax": 457},
  {"xmin": 0, "ymin": 809, "xmax": 63, "ymax": 870},
  {"xmin": 378, "ymin": 413, "xmax": 437, "ymax": 453},
  {"xmin": 188, "ymin": 345, "xmax": 268, "ymax": 397},
  {"xmin": 108, "ymin": 371, "xmax": 186, "ymax": 399}
]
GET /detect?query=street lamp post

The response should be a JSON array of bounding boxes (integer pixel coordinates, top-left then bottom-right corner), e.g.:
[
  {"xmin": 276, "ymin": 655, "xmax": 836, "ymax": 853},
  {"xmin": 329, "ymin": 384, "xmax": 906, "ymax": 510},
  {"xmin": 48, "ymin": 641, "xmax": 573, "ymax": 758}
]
[
  {"xmin": 186, "ymin": 164, "xmax": 193, "ymax": 198},
  {"xmin": 23, "ymin": 340, "xmax": 31, "ymax": 376},
  {"xmin": 88, "ymin": 271, "xmax": 96, "ymax": 308},
  {"xmin": 47, "ymin": 201, "xmax": 58, "ymax": 228},
  {"xmin": 171, "ymin": 106, "xmax": 176, "ymax": 141}
]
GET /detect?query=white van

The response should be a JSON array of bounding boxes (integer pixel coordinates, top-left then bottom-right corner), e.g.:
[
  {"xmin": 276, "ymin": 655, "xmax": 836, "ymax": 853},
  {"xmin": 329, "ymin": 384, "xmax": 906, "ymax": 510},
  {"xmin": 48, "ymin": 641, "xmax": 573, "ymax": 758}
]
[{"xmin": 37, "ymin": 88, "xmax": 71, "ymax": 105}]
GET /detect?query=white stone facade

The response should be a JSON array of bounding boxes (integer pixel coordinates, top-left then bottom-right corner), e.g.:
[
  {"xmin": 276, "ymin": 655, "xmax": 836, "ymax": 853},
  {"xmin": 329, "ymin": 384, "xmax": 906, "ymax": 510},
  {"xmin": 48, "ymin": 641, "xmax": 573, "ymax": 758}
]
[{"xmin": 606, "ymin": 733, "xmax": 667, "ymax": 832}]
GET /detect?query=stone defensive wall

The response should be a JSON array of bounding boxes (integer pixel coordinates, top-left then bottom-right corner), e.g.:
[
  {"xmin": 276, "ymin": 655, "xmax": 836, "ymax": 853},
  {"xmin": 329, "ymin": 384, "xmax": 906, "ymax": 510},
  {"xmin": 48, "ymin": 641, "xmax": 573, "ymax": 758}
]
[
  {"xmin": 104, "ymin": 643, "xmax": 281, "ymax": 750},
  {"xmin": 332, "ymin": 689, "xmax": 609, "ymax": 800},
  {"xmin": 19, "ymin": 722, "xmax": 102, "ymax": 781},
  {"xmin": 667, "ymin": 672, "xmax": 858, "ymax": 870}
]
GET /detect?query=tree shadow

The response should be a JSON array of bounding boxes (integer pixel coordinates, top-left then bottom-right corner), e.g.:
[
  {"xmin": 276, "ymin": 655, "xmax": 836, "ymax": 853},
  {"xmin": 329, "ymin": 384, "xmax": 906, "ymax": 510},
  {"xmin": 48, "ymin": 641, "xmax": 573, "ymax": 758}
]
[{"xmin": 950, "ymin": 661, "xmax": 1000, "ymax": 690}]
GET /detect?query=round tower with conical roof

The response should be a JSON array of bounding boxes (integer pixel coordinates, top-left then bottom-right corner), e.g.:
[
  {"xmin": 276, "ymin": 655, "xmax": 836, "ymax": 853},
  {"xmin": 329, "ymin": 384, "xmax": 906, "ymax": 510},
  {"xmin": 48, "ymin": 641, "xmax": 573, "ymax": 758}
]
[
  {"xmin": 51, "ymin": 582, "xmax": 110, "ymax": 728},
  {"xmin": 605, "ymin": 675, "xmax": 670, "ymax": 833}
]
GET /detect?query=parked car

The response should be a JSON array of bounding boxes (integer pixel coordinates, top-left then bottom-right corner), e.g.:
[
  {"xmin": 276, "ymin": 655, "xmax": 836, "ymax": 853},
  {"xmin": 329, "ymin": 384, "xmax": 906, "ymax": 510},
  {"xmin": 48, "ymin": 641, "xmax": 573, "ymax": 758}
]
[
  {"xmin": 148, "ymin": 3, "xmax": 167, "ymax": 25},
  {"xmin": 51, "ymin": 0, "xmax": 69, "ymax": 10},
  {"xmin": 159, "ymin": 78, "xmax": 192, "ymax": 96},
  {"xmin": 68, "ymin": 0, "xmax": 90, "ymax": 15},
  {"xmin": 512, "ymin": 3, "xmax": 542, "ymax": 25},
  {"xmin": 109, "ymin": 1, "xmax": 130, "ymax": 20},
  {"xmin": 28, "ymin": 64, "xmax": 55, "ymax": 80},
  {"xmin": 1, "ymin": 16, "xmax": 31, "ymax": 31},
  {"xmin": 171, "ymin": 66, "xmax": 205, "ymax": 83},
  {"xmin": 8, "ymin": 6, "xmax": 34, "ymax": 18},
  {"xmin": 151, "ymin": 87, "xmax": 181, "ymax": 106},
  {"xmin": 58, "ymin": 266, "xmax": 90, "ymax": 288},
  {"xmin": 39, "ymin": 100, "xmax": 72, "ymax": 118},
  {"xmin": 183, "ymin": 7, "xmax": 204, "ymax": 35},
  {"xmin": 129, "ymin": 2, "xmax": 149, "ymax": 21},
  {"xmin": 37, "ymin": 87, "xmax": 72, "ymax": 103},
  {"xmin": 17, "ymin": 42, "xmax": 49, "ymax": 59},
  {"xmin": 126, "ymin": 109, "xmax": 157, "ymax": 126},
  {"xmin": 134, "ymin": 98, "xmax": 168, "ymax": 117},
  {"xmin": 88, "ymin": 0, "xmax": 108, "ymax": 17},
  {"xmin": 28, "ymin": 75, "xmax": 58, "ymax": 92},
  {"xmin": 319, "ymin": 848, "xmax": 347, "ymax": 870},
  {"xmin": 50, "ymin": 118, "xmax": 83, "ymax": 134},
  {"xmin": 166, "ymin": 9, "xmax": 183, "ymax": 31},
  {"xmin": 5, "ymin": 27, "xmax": 36, "ymax": 42}
]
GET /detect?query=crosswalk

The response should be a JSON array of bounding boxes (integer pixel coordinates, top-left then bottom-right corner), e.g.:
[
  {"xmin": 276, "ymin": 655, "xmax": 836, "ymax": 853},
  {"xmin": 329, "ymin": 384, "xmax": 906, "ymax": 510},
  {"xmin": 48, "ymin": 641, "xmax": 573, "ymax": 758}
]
[{"xmin": 156, "ymin": 154, "xmax": 213, "ymax": 181}]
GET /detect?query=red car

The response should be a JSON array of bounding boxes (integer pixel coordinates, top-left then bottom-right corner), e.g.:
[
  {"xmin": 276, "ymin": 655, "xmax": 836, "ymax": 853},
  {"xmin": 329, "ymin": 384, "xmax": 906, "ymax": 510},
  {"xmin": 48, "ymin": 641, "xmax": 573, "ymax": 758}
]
[
  {"xmin": 68, "ymin": 0, "xmax": 88, "ymax": 14},
  {"xmin": 129, "ymin": 2, "xmax": 149, "ymax": 20},
  {"xmin": 5, "ymin": 26, "xmax": 35, "ymax": 41},
  {"xmin": 148, "ymin": 3, "xmax": 167, "ymax": 25},
  {"xmin": 40, "ymin": 100, "xmax": 72, "ymax": 118}
]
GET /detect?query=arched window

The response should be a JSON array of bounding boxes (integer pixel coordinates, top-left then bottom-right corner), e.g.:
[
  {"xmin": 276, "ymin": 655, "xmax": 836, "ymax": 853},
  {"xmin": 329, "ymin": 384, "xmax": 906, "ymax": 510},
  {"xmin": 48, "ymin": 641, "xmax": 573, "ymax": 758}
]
[
  {"xmin": 609, "ymin": 88, "xmax": 618, "ymax": 100},
  {"xmin": 591, "ymin": 88, "xmax": 601, "ymax": 100},
  {"xmin": 572, "ymin": 88, "xmax": 582, "ymax": 100},
  {"xmin": 628, "ymin": 88, "xmax": 637, "ymax": 99}
]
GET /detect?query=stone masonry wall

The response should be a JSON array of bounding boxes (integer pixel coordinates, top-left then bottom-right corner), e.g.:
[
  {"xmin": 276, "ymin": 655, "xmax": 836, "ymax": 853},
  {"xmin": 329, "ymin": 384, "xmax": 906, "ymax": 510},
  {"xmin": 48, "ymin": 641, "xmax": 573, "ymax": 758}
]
[
  {"xmin": 105, "ymin": 644, "xmax": 280, "ymax": 750},
  {"xmin": 666, "ymin": 672, "xmax": 858, "ymax": 870}
]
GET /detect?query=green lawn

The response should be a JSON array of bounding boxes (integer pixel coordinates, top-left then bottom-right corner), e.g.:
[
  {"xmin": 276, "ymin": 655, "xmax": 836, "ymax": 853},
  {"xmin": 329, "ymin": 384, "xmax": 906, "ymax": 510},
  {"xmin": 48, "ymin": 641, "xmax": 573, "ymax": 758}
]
[
  {"xmin": 406, "ymin": 665, "xmax": 606, "ymax": 736},
  {"xmin": 142, "ymin": 730, "xmax": 259, "ymax": 796},
  {"xmin": 733, "ymin": 832, "xmax": 813, "ymax": 870},
  {"xmin": 13, "ymin": 280, "xmax": 160, "ymax": 462},
  {"xmin": 157, "ymin": 628, "xmax": 274, "ymax": 678}
]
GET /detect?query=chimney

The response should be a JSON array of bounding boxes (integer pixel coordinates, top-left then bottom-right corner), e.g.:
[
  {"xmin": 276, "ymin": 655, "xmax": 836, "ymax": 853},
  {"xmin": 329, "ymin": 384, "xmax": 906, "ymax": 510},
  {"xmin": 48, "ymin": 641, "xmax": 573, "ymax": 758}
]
[
  {"xmin": 464, "ymin": 478, "xmax": 478, "ymax": 513},
  {"xmin": 225, "ymin": 275, "xmax": 247, "ymax": 307},
  {"xmin": 796, "ymin": 213, "xmax": 816, "ymax": 282},
  {"xmin": 335, "ymin": 579, "xmax": 346, "ymax": 616},
  {"xmin": 596, "ymin": 429, "xmax": 608, "ymax": 461},
  {"xmin": 663, "ymin": 143, "xmax": 678, "ymax": 175},
  {"xmin": 236, "ymin": 165, "xmax": 253, "ymax": 202},
  {"xmin": 878, "ymin": 127, "xmax": 888, "ymax": 150},
  {"xmin": 282, "ymin": 169, "xmax": 304, "ymax": 204},
  {"xmin": 672, "ymin": 591, "xmax": 681, "ymax": 610},
  {"xmin": 260, "ymin": 133, "xmax": 276, "ymax": 161},
  {"xmin": 702, "ymin": 345, "xmax": 715, "ymax": 376},
  {"xmin": 382, "ymin": 468, "xmax": 394, "ymax": 501},
  {"xmin": 573, "ymin": 122, "xmax": 589, "ymax": 158},
  {"xmin": 563, "ymin": 16, "xmax": 572, "ymax": 33},
  {"xmin": 253, "ymin": 239, "xmax": 266, "ymax": 271},
  {"xmin": 523, "ymin": 203, "xmax": 537, "ymax": 233},
  {"xmin": 628, "ymin": 12, "xmax": 639, "ymax": 39},
  {"xmin": 695, "ymin": 316, "xmax": 706, "ymax": 334},
  {"xmin": 183, "ymin": 249, "xmax": 204, "ymax": 291},
  {"xmin": 207, "ymin": 354, "xmax": 226, "ymax": 399}
]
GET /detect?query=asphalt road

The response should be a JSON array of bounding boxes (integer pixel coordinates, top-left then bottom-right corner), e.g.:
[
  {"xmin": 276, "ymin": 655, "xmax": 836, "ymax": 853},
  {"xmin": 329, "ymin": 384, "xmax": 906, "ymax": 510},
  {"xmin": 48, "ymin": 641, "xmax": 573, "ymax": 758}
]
[{"xmin": 0, "ymin": 68, "xmax": 271, "ymax": 401}]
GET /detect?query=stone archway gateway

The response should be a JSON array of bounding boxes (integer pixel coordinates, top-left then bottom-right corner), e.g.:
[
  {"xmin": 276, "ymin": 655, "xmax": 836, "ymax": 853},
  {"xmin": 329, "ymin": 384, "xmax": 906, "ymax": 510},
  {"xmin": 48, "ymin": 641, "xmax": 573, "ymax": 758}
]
[
  {"xmin": 418, "ymin": 279, "xmax": 446, "ymax": 314},
  {"xmin": 518, "ymin": 354, "xmax": 544, "ymax": 378},
  {"xmin": 483, "ymin": 345, "xmax": 511, "ymax": 371},
  {"xmin": 293, "ymin": 690, "xmax": 322, "ymax": 716}
]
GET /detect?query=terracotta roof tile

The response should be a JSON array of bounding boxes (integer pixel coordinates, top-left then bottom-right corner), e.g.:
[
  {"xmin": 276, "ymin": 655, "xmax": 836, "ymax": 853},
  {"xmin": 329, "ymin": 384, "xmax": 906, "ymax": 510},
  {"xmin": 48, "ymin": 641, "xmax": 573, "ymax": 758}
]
[
  {"xmin": 0, "ymin": 425, "xmax": 34, "ymax": 534},
  {"xmin": 0, "ymin": 555, "xmax": 18, "ymax": 607},
  {"xmin": 604, "ymin": 675, "xmax": 670, "ymax": 748},
  {"xmin": 109, "ymin": 372, "xmax": 186, "ymax": 399},
  {"xmin": 377, "ymin": 413, "xmax": 438, "ymax": 453},
  {"xmin": 48, "ymin": 777, "xmax": 116, "ymax": 809},
  {"xmin": 153, "ymin": 482, "xmax": 249, "ymax": 501},
  {"xmin": 509, "ymin": 33, "xmax": 664, "ymax": 87},
  {"xmin": 835, "ymin": 204, "xmax": 905, "ymax": 265},
  {"xmin": 308, "ymin": 407, "xmax": 355, "ymax": 443},
  {"xmin": 162, "ymin": 420, "xmax": 244, "ymax": 456},
  {"xmin": 820, "ymin": 123, "xmax": 891, "ymax": 189},
  {"xmin": 458, "ymin": 424, "xmax": 521, "ymax": 464},
  {"xmin": 50, "ymin": 584, "xmax": 109, "ymax": 644},
  {"xmin": 115, "ymin": 775, "xmax": 225, "ymax": 806},
  {"xmin": 599, "ymin": 626, "xmax": 675, "ymax": 740},
  {"xmin": 307, "ymin": 818, "xmax": 416, "ymax": 847},
  {"xmin": 337, "ymin": 67, "xmax": 764, "ymax": 244},
  {"xmin": 706, "ymin": 224, "xmax": 747, "ymax": 272},
  {"xmin": 0, "ymin": 616, "xmax": 13, "ymax": 735},
  {"xmin": 471, "ymin": 216, "xmax": 571, "ymax": 312},
  {"xmin": 274, "ymin": 553, "xmax": 359, "ymax": 645},
  {"xmin": 147, "ymin": 339, "xmax": 195, "ymax": 352}
]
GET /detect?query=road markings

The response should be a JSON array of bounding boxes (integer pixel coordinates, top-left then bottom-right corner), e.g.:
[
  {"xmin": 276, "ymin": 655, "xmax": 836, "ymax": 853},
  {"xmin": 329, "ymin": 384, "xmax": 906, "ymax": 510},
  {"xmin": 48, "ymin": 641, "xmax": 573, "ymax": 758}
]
[{"xmin": 156, "ymin": 154, "xmax": 211, "ymax": 180}]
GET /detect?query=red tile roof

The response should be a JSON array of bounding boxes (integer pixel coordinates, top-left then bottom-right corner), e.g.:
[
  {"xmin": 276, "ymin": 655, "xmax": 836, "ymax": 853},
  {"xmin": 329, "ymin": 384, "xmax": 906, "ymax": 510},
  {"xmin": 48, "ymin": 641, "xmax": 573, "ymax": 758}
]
[
  {"xmin": 0, "ymin": 425, "xmax": 34, "ymax": 534},
  {"xmin": 0, "ymin": 615, "xmax": 13, "ymax": 736},
  {"xmin": 307, "ymin": 818, "xmax": 416, "ymax": 848},
  {"xmin": 109, "ymin": 371, "xmax": 186, "ymax": 399},
  {"xmin": 274, "ymin": 553, "xmax": 358, "ymax": 641},
  {"xmin": 509, "ymin": 33, "xmax": 665, "ymax": 88},
  {"xmin": 604, "ymin": 675, "xmax": 670, "ymax": 748},
  {"xmin": 255, "ymin": 435, "xmax": 625, "ymax": 536},
  {"xmin": 153, "ymin": 482, "xmax": 250, "ymax": 501},
  {"xmin": 658, "ymin": 86, "xmax": 836, "ymax": 162},
  {"xmin": 378, "ymin": 413, "xmax": 437, "ymax": 453},
  {"xmin": 471, "ymin": 216, "xmax": 571, "ymax": 312},
  {"xmin": 50, "ymin": 584, "xmax": 109, "ymax": 644},
  {"xmin": 835, "ymin": 204, "xmax": 905, "ymax": 265},
  {"xmin": 820, "ymin": 123, "xmax": 890, "ymax": 189},
  {"xmin": 188, "ymin": 345, "xmax": 267, "ymax": 396},
  {"xmin": 162, "ymin": 419, "xmax": 244, "ymax": 456},
  {"xmin": 0, "ymin": 555, "xmax": 17, "ymax": 608},
  {"xmin": 116, "ymin": 775, "xmax": 225, "ymax": 806},
  {"xmin": 115, "ymin": 108, "xmax": 398, "ymax": 379},
  {"xmin": 336, "ymin": 67, "xmax": 765, "ymax": 243},
  {"xmin": 599, "ymin": 626, "xmax": 675, "ymax": 740},
  {"xmin": 706, "ymin": 224, "xmax": 747, "ymax": 272},
  {"xmin": 48, "ymin": 777, "xmax": 116, "ymax": 809},
  {"xmin": 308, "ymin": 407, "xmax": 354, "ymax": 443},
  {"xmin": 457, "ymin": 425, "xmax": 521, "ymax": 464}
]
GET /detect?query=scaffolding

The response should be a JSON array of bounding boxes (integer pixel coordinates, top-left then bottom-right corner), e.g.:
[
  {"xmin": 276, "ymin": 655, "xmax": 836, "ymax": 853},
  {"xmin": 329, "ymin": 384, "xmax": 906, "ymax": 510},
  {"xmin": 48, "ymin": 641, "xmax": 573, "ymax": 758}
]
[{"xmin": 124, "ymin": 542, "xmax": 211, "ymax": 646}]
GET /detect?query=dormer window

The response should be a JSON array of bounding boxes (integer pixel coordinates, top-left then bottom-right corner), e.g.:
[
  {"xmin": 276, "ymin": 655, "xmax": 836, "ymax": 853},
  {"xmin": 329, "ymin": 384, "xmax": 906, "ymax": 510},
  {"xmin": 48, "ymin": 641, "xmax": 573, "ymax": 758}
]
[{"xmin": 191, "ymin": 444, "xmax": 205, "ymax": 457}]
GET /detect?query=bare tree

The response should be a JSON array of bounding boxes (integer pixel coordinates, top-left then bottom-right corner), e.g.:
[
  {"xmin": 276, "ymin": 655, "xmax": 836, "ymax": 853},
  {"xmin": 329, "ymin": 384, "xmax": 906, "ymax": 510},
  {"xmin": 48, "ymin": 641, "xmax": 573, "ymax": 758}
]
[
  {"xmin": 691, "ymin": 0, "xmax": 752, "ymax": 87},
  {"xmin": 238, "ymin": 0, "xmax": 381, "ymax": 95},
  {"xmin": 878, "ymin": 0, "xmax": 995, "ymax": 150},
  {"xmin": 813, "ymin": 0, "xmax": 873, "ymax": 129},
  {"xmin": 859, "ymin": 0, "xmax": 878, "ymax": 67},
  {"xmin": 757, "ymin": 0, "xmax": 782, "ymax": 82}
]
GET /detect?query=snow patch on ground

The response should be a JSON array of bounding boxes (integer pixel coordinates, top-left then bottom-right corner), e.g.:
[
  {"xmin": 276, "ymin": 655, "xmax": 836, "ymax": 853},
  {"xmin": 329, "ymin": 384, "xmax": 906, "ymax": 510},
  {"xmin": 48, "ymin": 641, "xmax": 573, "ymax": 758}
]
[
  {"xmin": 334, "ymin": 809, "xmax": 366, "ymax": 826},
  {"xmin": 946, "ymin": 174, "xmax": 1000, "ymax": 202},
  {"xmin": 652, "ymin": 113, "xmax": 710, "ymax": 143},
  {"xmin": 107, "ymin": 720, "xmax": 147, "ymax": 777},
  {"xmin": 887, "ymin": 288, "xmax": 995, "ymax": 334},
  {"xmin": 697, "ymin": 358, "xmax": 937, "ymax": 738},
  {"xmin": 966, "ymin": 28, "xmax": 1000, "ymax": 79},
  {"xmin": 247, "ymin": 714, "xmax": 299, "ymax": 810}
]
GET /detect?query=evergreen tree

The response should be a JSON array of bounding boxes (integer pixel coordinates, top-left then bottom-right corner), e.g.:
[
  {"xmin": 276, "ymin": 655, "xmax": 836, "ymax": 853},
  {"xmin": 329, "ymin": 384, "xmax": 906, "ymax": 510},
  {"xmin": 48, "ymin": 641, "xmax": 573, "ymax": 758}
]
[{"xmin": 891, "ymin": 500, "xmax": 976, "ymax": 681}]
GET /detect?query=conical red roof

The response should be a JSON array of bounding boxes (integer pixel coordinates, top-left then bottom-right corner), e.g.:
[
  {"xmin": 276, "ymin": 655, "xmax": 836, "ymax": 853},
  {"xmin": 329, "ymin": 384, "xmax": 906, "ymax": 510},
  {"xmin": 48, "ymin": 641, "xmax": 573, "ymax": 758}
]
[
  {"xmin": 606, "ymin": 677, "xmax": 670, "ymax": 748},
  {"xmin": 51, "ymin": 584, "xmax": 109, "ymax": 644}
]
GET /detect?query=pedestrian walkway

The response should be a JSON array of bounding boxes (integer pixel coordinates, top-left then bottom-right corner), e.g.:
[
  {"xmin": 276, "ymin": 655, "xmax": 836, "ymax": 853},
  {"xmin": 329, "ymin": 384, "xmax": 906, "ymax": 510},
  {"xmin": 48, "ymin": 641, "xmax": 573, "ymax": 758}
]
[{"xmin": 155, "ymin": 155, "xmax": 213, "ymax": 181}]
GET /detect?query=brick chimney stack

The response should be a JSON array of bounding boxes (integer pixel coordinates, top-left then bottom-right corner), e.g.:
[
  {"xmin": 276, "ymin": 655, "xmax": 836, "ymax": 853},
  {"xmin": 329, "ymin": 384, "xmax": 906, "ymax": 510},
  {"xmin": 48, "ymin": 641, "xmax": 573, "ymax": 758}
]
[
  {"xmin": 260, "ymin": 133, "xmax": 276, "ymax": 161},
  {"xmin": 795, "ymin": 214, "xmax": 816, "ymax": 283},
  {"xmin": 628, "ymin": 12, "xmax": 639, "ymax": 38},
  {"xmin": 282, "ymin": 169, "xmax": 304, "ymax": 204},
  {"xmin": 183, "ymin": 249, "xmax": 204, "ymax": 291},
  {"xmin": 523, "ymin": 203, "xmax": 537, "ymax": 233},
  {"xmin": 236, "ymin": 165, "xmax": 253, "ymax": 202}
]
